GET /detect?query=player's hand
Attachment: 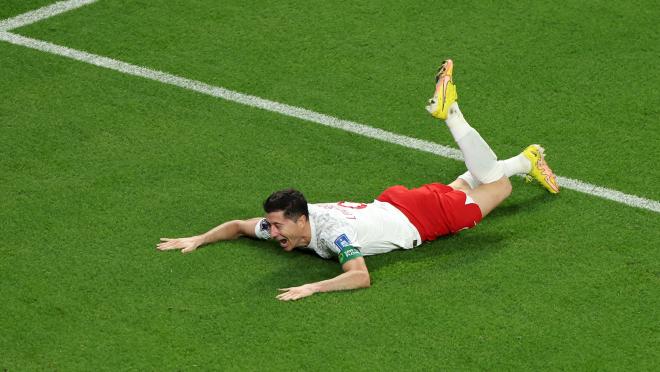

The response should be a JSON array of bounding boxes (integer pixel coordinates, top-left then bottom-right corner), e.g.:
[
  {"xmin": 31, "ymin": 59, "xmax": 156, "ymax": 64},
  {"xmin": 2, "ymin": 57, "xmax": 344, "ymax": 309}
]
[
  {"xmin": 276, "ymin": 284, "xmax": 317, "ymax": 301},
  {"xmin": 156, "ymin": 236, "xmax": 203, "ymax": 254}
]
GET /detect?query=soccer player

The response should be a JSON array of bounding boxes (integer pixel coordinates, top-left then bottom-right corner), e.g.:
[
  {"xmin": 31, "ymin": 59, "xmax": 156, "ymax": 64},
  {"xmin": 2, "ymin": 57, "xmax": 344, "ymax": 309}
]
[{"xmin": 157, "ymin": 60, "xmax": 559, "ymax": 301}]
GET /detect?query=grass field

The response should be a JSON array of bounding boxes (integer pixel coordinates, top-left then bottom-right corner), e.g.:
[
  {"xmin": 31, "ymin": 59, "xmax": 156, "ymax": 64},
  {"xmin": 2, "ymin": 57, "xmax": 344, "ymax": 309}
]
[{"xmin": 1, "ymin": 0, "xmax": 659, "ymax": 370}]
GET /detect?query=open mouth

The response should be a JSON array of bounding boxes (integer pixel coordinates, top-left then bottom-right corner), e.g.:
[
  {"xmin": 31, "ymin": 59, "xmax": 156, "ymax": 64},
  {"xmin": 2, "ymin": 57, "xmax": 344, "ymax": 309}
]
[{"xmin": 277, "ymin": 238, "xmax": 288, "ymax": 248}]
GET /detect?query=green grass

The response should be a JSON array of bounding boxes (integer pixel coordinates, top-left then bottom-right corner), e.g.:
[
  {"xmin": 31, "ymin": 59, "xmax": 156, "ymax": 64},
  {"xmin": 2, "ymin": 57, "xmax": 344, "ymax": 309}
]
[
  {"xmin": 0, "ymin": 0, "xmax": 54, "ymax": 19},
  {"xmin": 14, "ymin": 0, "xmax": 660, "ymax": 200},
  {"xmin": 1, "ymin": 0, "xmax": 659, "ymax": 370}
]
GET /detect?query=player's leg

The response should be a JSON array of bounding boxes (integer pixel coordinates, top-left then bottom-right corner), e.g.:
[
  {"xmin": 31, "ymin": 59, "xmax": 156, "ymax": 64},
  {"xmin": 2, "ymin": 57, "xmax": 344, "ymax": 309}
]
[
  {"xmin": 447, "ymin": 168, "xmax": 511, "ymax": 217},
  {"xmin": 444, "ymin": 102, "xmax": 508, "ymax": 186},
  {"xmin": 448, "ymin": 175, "xmax": 509, "ymax": 218},
  {"xmin": 428, "ymin": 60, "xmax": 560, "ymax": 194},
  {"xmin": 452, "ymin": 151, "xmax": 531, "ymax": 190},
  {"xmin": 468, "ymin": 144, "xmax": 560, "ymax": 215},
  {"xmin": 427, "ymin": 60, "xmax": 511, "ymax": 215},
  {"xmin": 440, "ymin": 105, "xmax": 512, "ymax": 216},
  {"xmin": 453, "ymin": 145, "xmax": 560, "ymax": 194},
  {"xmin": 447, "ymin": 177, "xmax": 472, "ymax": 192},
  {"xmin": 464, "ymin": 177, "xmax": 511, "ymax": 217},
  {"xmin": 427, "ymin": 61, "xmax": 504, "ymax": 185}
]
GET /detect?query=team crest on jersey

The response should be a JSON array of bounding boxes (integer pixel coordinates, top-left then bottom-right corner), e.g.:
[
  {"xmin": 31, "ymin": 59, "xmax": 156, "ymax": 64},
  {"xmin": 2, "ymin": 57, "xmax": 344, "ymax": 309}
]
[{"xmin": 334, "ymin": 234, "xmax": 352, "ymax": 251}]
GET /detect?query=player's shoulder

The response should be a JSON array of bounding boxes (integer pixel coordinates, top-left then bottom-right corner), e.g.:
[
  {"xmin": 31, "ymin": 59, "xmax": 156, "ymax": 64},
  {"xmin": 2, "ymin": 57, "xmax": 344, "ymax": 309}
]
[{"xmin": 309, "ymin": 203, "xmax": 343, "ymax": 223}]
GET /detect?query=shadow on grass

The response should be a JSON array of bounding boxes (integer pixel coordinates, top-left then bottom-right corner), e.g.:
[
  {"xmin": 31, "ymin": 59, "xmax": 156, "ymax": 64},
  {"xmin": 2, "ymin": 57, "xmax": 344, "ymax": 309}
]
[
  {"xmin": 235, "ymin": 239, "xmax": 340, "ymax": 288},
  {"xmin": 366, "ymin": 231, "xmax": 507, "ymax": 275},
  {"xmin": 492, "ymin": 190, "xmax": 556, "ymax": 219},
  {"xmin": 231, "ymin": 193, "xmax": 551, "ymax": 287},
  {"xmin": 244, "ymin": 231, "xmax": 508, "ymax": 290}
]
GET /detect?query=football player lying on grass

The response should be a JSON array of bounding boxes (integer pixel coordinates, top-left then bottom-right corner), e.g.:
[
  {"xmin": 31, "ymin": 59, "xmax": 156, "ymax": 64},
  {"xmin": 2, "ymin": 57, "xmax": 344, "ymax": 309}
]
[{"xmin": 157, "ymin": 59, "xmax": 559, "ymax": 301}]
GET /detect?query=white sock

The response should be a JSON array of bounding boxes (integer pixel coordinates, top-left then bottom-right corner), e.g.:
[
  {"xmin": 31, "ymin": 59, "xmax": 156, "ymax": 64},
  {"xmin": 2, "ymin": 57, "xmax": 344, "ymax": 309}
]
[
  {"xmin": 501, "ymin": 153, "xmax": 532, "ymax": 176},
  {"xmin": 458, "ymin": 154, "xmax": 532, "ymax": 189},
  {"xmin": 445, "ymin": 103, "xmax": 504, "ymax": 184},
  {"xmin": 458, "ymin": 171, "xmax": 480, "ymax": 189}
]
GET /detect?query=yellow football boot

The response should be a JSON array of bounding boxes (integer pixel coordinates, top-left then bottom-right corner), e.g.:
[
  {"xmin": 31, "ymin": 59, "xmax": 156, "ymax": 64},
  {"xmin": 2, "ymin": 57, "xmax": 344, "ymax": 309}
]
[
  {"xmin": 523, "ymin": 144, "xmax": 560, "ymax": 194},
  {"xmin": 426, "ymin": 59, "xmax": 458, "ymax": 120}
]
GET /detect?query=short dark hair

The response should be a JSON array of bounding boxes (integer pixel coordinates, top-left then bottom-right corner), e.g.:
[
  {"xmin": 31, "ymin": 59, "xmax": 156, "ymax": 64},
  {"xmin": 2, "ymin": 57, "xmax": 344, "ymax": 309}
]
[{"xmin": 263, "ymin": 189, "xmax": 309, "ymax": 221}]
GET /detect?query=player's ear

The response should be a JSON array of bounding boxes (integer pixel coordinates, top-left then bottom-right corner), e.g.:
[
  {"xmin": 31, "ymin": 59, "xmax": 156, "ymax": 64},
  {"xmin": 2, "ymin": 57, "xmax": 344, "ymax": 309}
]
[{"xmin": 297, "ymin": 214, "xmax": 308, "ymax": 227}]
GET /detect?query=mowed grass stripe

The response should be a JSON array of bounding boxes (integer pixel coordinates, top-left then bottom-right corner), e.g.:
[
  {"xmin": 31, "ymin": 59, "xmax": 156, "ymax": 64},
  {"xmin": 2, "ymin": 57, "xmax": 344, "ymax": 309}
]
[{"xmin": 0, "ymin": 25, "xmax": 659, "ymax": 213}]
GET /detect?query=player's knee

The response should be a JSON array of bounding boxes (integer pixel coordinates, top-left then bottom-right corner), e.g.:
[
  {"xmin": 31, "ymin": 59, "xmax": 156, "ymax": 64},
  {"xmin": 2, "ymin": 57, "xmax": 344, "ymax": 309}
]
[
  {"xmin": 448, "ymin": 178, "xmax": 472, "ymax": 192},
  {"xmin": 497, "ymin": 177, "xmax": 512, "ymax": 200}
]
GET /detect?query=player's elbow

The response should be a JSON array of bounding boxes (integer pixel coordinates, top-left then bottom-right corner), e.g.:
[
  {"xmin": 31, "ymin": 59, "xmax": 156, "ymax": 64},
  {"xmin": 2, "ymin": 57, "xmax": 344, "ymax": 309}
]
[
  {"xmin": 343, "ymin": 257, "xmax": 370, "ymax": 288},
  {"xmin": 359, "ymin": 271, "xmax": 371, "ymax": 288}
]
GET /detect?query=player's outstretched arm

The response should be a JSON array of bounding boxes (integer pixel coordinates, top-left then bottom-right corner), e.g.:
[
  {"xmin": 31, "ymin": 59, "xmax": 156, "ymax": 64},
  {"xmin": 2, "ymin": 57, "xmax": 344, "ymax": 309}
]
[
  {"xmin": 276, "ymin": 257, "xmax": 370, "ymax": 301},
  {"xmin": 157, "ymin": 218, "xmax": 262, "ymax": 254}
]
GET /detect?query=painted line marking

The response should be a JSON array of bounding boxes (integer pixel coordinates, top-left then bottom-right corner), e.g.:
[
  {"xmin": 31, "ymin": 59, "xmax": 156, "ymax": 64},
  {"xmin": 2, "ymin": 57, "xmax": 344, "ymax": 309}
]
[
  {"xmin": 0, "ymin": 0, "xmax": 97, "ymax": 31},
  {"xmin": 1, "ymin": 1, "xmax": 658, "ymax": 214}
]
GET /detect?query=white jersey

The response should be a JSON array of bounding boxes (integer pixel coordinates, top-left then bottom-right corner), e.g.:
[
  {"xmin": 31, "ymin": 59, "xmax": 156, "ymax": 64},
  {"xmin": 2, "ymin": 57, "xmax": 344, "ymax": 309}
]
[{"xmin": 256, "ymin": 200, "xmax": 421, "ymax": 263}]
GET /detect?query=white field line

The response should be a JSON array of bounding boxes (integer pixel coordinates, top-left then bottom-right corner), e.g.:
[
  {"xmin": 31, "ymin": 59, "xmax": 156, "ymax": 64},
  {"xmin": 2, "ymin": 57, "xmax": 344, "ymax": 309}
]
[
  {"xmin": 556, "ymin": 176, "xmax": 659, "ymax": 213},
  {"xmin": 0, "ymin": 0, "xmax": 98, "ymax": 31},
  {"xmin": 0, "ymin": 5, "xmax": 658, "ymax": 214},
  {"xmin": 0, "ymin": 30, "xmax": 465, "ymax": 164}
]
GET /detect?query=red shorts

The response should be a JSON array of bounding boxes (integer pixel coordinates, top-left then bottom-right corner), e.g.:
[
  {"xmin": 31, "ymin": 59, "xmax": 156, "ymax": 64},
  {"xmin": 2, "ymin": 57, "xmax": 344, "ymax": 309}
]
[{"xmin": 376, "ymin": 183, "xmax": 483, "ymax": 242}]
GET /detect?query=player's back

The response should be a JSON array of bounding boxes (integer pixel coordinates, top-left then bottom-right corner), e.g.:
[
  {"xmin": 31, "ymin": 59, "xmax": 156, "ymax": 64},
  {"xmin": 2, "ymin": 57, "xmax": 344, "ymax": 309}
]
[{"xmin": 311, "ymin": 201, "xmax": 420, "ymax": 255}]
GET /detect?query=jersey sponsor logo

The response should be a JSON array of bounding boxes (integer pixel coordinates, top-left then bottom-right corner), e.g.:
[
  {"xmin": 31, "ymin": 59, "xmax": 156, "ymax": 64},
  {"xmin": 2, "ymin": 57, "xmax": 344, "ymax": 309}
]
[
  {"xmin": 338, "ymin": 246, "xmax": 362, "ymax": 265},
  {"xmin": 334, "ymin": 233, "xmax": 352, "ymax": 251},
  {"xmin": 338, "ymin": 201, "xmax": 367, "ymax": 209}
]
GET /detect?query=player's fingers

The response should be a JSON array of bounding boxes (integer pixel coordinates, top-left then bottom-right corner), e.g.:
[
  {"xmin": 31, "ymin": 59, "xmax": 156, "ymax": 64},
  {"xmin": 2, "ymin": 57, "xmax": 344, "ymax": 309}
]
[
  {"xmin": 157, "ymin": 242, "xmax": 179, "ymax": 250},
  {"xmin": 276, "ymin": 291, "xmax": 293, "ymax": 300},
  {"xmin": 162, "ymin": 243, "xmax": 187, "ymax": 251},
  {"xmin": 160, "ymin": 238, "xmax": 173, "ymax": 242},
  {"xmin": 284, "ymin": 291, "xmax": 300, "ymax": 301},
  {"xmin": 277, "ymin": 288, "xmax": 291, "ymax": 292}
]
